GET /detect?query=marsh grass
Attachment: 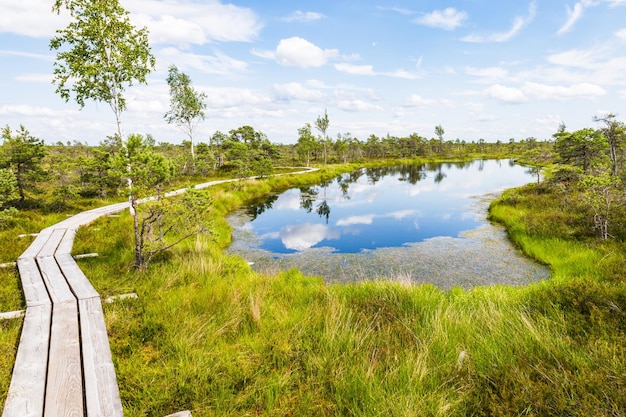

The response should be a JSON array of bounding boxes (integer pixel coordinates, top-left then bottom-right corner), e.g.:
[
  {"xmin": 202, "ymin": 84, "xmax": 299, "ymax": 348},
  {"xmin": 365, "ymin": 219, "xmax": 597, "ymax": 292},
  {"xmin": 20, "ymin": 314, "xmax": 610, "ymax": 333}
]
[{"xmin": 2, "ymin": 165, "xmax": 625, "ymax": 415}]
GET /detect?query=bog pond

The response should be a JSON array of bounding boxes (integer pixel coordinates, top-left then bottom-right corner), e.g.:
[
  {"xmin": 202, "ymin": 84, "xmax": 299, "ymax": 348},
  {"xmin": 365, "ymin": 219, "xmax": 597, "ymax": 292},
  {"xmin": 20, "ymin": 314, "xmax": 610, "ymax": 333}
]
[{"xmin": 226, "ymin": 160, "xmax": 550, "ymax": 289}]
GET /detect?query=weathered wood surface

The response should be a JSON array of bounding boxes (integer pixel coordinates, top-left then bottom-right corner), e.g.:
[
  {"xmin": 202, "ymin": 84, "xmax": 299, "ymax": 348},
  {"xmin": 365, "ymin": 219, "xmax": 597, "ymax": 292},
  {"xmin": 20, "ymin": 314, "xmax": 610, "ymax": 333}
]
[
  {"xmin": 44, "ymin": 301, "xmax": 84, "ymax": 417},
  {"xmin": 1, "ymin": 304, "xmax": 51, "ymax": 417},
  {"xmin": 79, "ymin": 298, "xmax": 124, "ymax": 417},
  {"xmin": 3, "ymin": 207, "xmax": 125, "ymax": 417}
]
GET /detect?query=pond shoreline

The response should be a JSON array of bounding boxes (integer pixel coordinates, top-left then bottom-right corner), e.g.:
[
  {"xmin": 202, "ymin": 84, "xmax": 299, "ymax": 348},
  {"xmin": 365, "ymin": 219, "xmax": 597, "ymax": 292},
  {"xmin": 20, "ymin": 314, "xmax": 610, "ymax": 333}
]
[{"xmin": 227, "ymin": 163, "xmax": 551, "ymax": 289}]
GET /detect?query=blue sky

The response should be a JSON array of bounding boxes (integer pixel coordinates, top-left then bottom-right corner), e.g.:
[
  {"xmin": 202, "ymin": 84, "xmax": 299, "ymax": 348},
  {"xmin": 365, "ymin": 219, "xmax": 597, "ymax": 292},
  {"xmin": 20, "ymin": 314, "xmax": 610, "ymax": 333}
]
[{"xmin": 1, "ymin": 0, "xmax": 625, "ymax": 145}]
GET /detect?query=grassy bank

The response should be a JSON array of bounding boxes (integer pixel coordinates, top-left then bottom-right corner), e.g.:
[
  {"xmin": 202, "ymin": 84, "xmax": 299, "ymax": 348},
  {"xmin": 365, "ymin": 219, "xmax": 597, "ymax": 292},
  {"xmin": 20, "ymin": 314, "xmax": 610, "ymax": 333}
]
[{"xmin": 2, "ymin": 163, "xmax": 625, "ymax": 415}]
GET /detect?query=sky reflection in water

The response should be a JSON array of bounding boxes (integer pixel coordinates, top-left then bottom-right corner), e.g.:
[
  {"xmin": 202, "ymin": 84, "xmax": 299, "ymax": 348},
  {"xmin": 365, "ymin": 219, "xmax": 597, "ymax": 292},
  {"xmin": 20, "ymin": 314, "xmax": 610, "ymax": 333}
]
[
  {"xmin": 233, "ymin": 160, "xmax": 532, "ymax": 253},
  {"xmin": 227, "ymin": 160, "xmax": 550, "ymax": 287}
]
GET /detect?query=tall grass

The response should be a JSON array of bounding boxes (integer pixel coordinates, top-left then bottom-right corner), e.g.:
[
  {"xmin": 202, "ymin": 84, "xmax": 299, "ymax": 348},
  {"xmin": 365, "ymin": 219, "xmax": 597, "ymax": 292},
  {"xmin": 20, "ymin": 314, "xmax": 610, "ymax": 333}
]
[{"xmin": 2, "ymin": 165, "xmax": 625, "ymax": 415}]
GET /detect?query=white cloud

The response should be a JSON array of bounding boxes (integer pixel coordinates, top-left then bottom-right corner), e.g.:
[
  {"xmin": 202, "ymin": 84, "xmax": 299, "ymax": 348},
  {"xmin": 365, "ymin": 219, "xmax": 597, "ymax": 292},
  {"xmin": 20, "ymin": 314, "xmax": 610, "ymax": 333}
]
[
  {"xmin": 334, "ymin": 63, "xmax": 420, "ymax": 79},
  {"xmin": 0, "ymin": 0, "xmax": 262, "ymax": 46},
  {"xmin": 283, "ymin": 11, "xmax": 326, "ymax": 22},
  {"xmin": 465, "ymin": 66, "xmax": 509, "ymax": 81},
  {"xmin": 558, "ymin": 0, "xmax": 597, "ymax": 35},
  {"xmin": 0, "ymin": 0, "xmax": 70, "ymax": 38},
  {"xmin": 158, "ymin": 47, "xmax": 248, "ymax": 75},
  {"xmin": 548, "ymin": 47, "xmax": 606, "ymax": 69},
  {"xmin": 335, "ymin": 63, "xmax": 377, "ymax": 76},
  {"xmin": 378, "ymin": 6, "xmax": 415, "ymax": 15},
  {"xmin": 336, "ymin": 215, "xmax": 375, "ymax": 226},
  {"xmin": 403, "ymin": 94, "xmax": 436, "ymax": 107},
  {"xmin": 522, "ymin": 81, "xmax": 606, "ymax": 99},
  {"xmin": 280, "ymin": 223, "xmax": 330, "ymax": 251},
  {"xmin": 482, "ymin": 81, "xmax": 606, "ymax": 103},
  {"xmin": 484, "ymin": 85, "xmax": 528, "ymax": 103},
  {"xmin": 615, "ymin": 28, "xmax": 626, "ymax": 40},
  {"xmin": 0, "ymin": 50, "xmax": 53, "ymax": 61},
  {"xmin": 0, "ymin": 104, "xmax": 78, "ymax": 117},
  {"xmin": 386, "ymin": 69, "xmax": 421, "ymax": 79},
  {"xmin": 338, "ymin": 100, "xmax": 384, "ymax": 112},
  {"xmin": 462, "ymin": 1, "xmax": 536, "ymax": 42},
  {"xmin": 272, "ymin": 82, "xmax": 326, "ymax": 102},
  {"xmin": 15, "ymin": 74, "xmax": 53, "ymax": 83},
  {"xmin": 414, "ymin": 8, "xmax": 467, "ymax": 30},
  {"xmin": 387, "ymin": 210, "xmax": 418, "ymax": 220},
  {"xmin": 128, "ymin": 0, "xmax": 262, "ymax": 46},
  {"xmin": 199, "ymin": 86, "xmax": 271, "ymax": 109},
  {"xmin": 274, "ymin": 37, "xmax": 339, "ymax": 68}
]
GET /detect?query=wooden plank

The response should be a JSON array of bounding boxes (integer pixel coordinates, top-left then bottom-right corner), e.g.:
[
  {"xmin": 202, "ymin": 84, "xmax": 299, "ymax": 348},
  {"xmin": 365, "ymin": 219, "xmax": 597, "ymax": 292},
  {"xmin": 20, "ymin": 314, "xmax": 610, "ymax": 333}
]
[
  {"xmin": 73, "ymin": 253, "xmax": 99, "ymax": 259},
  {"xmin": 104, "ymin": 293, "xmax": 138, "ymax": 304},
  {"xmin": 1, "ymin": 304, "xmax": 51, "ymax": 417},
  {"xmin": 36, "ymin": 228, "xmax": 66, "ymax": 258},
  {"xmin": 55, "ymin": 228, "xmax": 76, "ymax": 255},
  {"xmin": 0, "ymin": 310, "xmax": 24, "ymax": 320},
  {"xmin": 79, "ymin": 298, "xmax": 124, "ymax": 417},
  {"xmin": 19, "ymin": 229, "xmax": 52, "ymax": 259},
  {"xmin": 55, "ymin": 253, "xmax": 99, "ymax": 300},
  {"xmin": 16, "ymin": 258, "xmax": 50, "ymax": 307},
  {"xmin": 37, "ymin": 256, "xmax": 76, "ymax": 304},
  {"xmin": 44, "ymin": 301, "xmax": 84, "ymax": 417},
  {"xmin": 164, "ymin": 412, "xmax": 193, "ymax": 417}
]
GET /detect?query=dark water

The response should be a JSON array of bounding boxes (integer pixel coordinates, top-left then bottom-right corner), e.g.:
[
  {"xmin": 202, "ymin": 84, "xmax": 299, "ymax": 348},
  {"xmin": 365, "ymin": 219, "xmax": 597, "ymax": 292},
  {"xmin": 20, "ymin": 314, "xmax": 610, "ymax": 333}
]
[{"xmin": 226, "ymin": 160, "xmax": 550, "ymax": 288}]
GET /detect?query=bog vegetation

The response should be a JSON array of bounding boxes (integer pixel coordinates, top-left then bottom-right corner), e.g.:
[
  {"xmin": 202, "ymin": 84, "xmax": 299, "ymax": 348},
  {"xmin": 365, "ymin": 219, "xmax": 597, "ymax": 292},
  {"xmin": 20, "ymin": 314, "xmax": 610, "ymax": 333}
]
[
  {"xmin": 1, "ymin": 1, "xmax": 625, "ymax": 414},
  {"xmin": 1, "ymin": 113, "xmax": 625, "ymax": 416}
]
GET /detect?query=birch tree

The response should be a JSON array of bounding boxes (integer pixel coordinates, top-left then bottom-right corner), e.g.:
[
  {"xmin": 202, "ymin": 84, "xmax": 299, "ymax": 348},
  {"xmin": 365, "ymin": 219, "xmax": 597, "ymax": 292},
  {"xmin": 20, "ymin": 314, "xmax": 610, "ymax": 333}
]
[
  {"xmin": 164, "ymin": 65, "xmax": 207, "ymax": 161},
  {"xmin": 315, "ymin": 109, "xmax": 330, "ymax": 164},
  {"xmin": 50, "ymin": 0, "xmax": 155, "ymax": 213}
]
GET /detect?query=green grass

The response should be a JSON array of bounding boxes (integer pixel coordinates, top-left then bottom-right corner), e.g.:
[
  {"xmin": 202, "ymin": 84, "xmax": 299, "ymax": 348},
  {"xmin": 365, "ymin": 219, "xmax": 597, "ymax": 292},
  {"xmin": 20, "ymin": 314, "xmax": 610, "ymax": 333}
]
[{"xmin": 1, "ymin": 164, "xmax": 625, "ymax": 416}]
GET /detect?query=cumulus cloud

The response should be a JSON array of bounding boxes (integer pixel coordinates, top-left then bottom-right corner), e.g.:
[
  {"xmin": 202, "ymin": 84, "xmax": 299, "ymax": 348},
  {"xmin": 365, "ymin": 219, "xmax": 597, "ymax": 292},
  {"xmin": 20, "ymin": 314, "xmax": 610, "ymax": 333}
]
[
  {"xmin": 0, "ymin": 0, "xmax": 262, "ymax": 46},
  {"xmin": 414, "ymin": 8, "xmax": 467, "ymax": 30},
  {"xmin": 484, "ymin": 85, "xmax": 528, "ymax": 103},
  {"xmin": 615, "ymin": 28, "xmax": 626, "ymax": 39},
  {"xmin": 462, "ymin": 1, "xmax": 536, "ymax": 42},
  {"xmin": 283, "ymin": 11, "xmax": 326, "ymax": 22},
  {"xmin": 280, "ymin": 223, "xmax": 330, "ymax": 251},
  {"xmin": 272, "ymin": 82, "xmax": 326, "ymax": 102},
  {"xmin": 274, "ymin": 37, "xmax": 339, "ymax": 68},
  {"xmin": 0, "ymin": 0, "xmax": 70, "ymax": 38},
  {"xmin": 128, "ymin": 0, "xmax": 262, "ymax": 46}
]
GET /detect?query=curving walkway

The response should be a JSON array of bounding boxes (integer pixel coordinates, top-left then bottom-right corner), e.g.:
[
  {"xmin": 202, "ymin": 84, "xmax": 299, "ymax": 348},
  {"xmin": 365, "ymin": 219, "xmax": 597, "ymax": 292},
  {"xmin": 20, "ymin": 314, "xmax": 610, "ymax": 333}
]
[{"xmin": 2, "ymin": 171, "xmax": 316, "ymax": 417}]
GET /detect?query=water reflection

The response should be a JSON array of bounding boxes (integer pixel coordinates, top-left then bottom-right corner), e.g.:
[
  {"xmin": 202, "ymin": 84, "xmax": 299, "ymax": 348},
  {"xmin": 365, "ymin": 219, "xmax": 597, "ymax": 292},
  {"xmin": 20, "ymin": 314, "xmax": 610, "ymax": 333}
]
[
  {"xmin": 234, "ymin": 160, "xmax": 537, "ymax": 254},
  {"xmin": 227, "ymin": 159, "xmax": 551, "ymax": 287}
]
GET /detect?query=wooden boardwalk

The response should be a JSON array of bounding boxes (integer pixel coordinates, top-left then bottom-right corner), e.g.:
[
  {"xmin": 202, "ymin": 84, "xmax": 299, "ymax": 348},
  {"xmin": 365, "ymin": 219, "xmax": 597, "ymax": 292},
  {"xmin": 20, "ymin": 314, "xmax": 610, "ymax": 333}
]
[
  {"xmin": 3, "ymin": 170, "xmax": 316, "ymax": 416},
  {"xmin": 3, "ymin": 203, "xmax": 128, "ymax": 417}
]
